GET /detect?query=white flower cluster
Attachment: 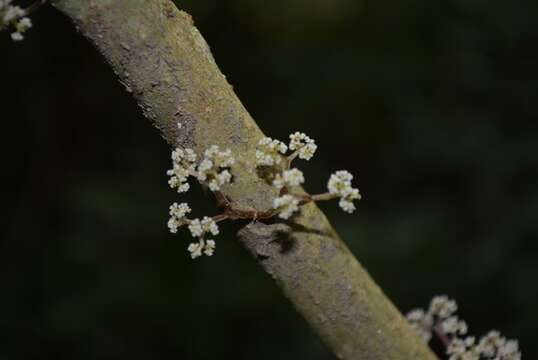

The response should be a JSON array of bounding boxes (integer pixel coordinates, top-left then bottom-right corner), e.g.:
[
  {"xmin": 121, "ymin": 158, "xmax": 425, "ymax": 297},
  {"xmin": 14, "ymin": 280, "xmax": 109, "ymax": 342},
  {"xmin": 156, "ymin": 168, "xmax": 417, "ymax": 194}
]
[
  {"xmin": 165, "ymin": 145, "xmax": 235, "ymax": 259},
  {"xmin": 167, "ymin": 148, "xmax": 197, "ymax": 193},
  {"xmin": 289, "ymin": 131, "xmax": 317, "ymax": 161},
  {"xmin": 255, "ymin": 131, "xmax": 318, "ymax": 167},
  {"xmin": 327, "ymin": 170, "xmax": 362, "ymax": 213},
  {"xmin": 256, "ymin": 137, "xmax": 288, "ymax": 166},
  {"xmin": 446, "ymin": 332, "xmax": 521, "ymax": 360},
  {"xmin": 407, "ymin": 295, "xmax": 521, "ymax": 360},
  {"xmin": 257, "ymin": 132, "xmax": 361, "ymax": 219},
  {"xmin": 188, "ymin": 216, "xmax": 219, "ymax": 238},
  {"xmin": 196, "ymin": 145, "xmax": 234, "ymax": 191},
  {"xmin": 273, "ymin": 194, "xmax": 300, "ymax": 220},
  {"xmin": 272, "ymin": 168, "xmax": 305, "ymax": 219},
  {"xmin": 167, "ymin": 202, "xmax": 191, "ymax": 233},
  {"xmin": 188, "ymin": 239, "xmax": 216, "ymax": 259},
  {"xmin": 166, "ymin": 202, "xmax": 219, "ymax": 259},
  {"xmin": 166, "ymin": 132, "xmax": 362, "ymax": 259},
  {"xmin": 273, "ymin": 168, "xmax": 305, "ymax": 190},
  {"xmin": 0, "ymin": 0, "xmax": 32, "ymax": 41},
  {"xmin": 186, "ymin": 216, "xmax": 219, "ymax": 259}
]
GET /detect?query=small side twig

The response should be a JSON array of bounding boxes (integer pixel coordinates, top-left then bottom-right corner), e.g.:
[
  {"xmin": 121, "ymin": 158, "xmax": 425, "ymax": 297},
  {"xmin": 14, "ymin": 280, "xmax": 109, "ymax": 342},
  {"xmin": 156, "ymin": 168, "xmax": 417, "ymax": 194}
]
[
  {"xmin": 433, "ymin": 325, "xmax": 451, "ymax": 347},
  {"xmin": 23, "ymin": 0, "xmax": 48, "ymax": 16}
]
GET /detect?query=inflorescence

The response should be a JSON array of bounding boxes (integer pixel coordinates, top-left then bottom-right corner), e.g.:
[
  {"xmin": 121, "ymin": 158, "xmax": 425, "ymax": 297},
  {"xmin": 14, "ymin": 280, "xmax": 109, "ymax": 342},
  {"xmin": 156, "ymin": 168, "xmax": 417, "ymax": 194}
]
[
  {"xmin": 166, "ymin": 131, "xmax": 361, "ymax": 259},
  {"xmin": 407, "ymin": 295, "xmax": 521, "ymax": 360},
  {"xmin": 0, "ymin": 0, "xmax": 44, "ymax": 41}
]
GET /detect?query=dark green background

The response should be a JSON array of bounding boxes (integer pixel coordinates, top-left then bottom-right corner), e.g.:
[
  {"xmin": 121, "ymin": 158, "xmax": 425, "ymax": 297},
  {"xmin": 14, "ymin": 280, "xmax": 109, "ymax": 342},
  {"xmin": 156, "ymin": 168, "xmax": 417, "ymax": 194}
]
[{"xmin": 1, "ymin": 0, "xmax": 537, "ymax": 359}]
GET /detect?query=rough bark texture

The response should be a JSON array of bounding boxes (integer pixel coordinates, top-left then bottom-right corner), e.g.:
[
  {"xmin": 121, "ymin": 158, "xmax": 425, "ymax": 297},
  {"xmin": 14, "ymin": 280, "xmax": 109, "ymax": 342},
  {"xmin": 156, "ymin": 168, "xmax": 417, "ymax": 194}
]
[{"xmin": 51, "ymin": 0, "xmax": 438, "ymax": 359}]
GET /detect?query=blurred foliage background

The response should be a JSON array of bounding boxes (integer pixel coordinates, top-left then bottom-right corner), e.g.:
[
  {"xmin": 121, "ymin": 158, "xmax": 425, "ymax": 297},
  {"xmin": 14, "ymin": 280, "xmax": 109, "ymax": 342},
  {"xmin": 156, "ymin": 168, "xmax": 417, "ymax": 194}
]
[{"xmin": 1, "ymin": 0, "xmax": 537, "ymax": 359}]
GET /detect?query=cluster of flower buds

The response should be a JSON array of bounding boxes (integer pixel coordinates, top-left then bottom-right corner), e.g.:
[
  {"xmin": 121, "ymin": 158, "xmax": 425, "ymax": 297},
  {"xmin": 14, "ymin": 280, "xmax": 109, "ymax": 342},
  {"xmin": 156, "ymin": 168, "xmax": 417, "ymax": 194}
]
[
  {"xmin": 255, "ymin": 137, "xmax": 288, "ymax": 166},
  {"xmin": 167, "ymin": 130, "xmax": 362, "ymax": 258},
  {"xmin": 166, "ymin": 202, "xmax": 219, "ymax": 259},
  {"xmin": 1, "ymin": 0, "xmax": 33, "ymax": 41},
  {"xmin": 327, "ymin": 170, "xmax": 362, "ymax": 213},
  {"xmin": 165, "ymin": 144, "xmax": 235, "ymax": 259},
  {"xmin": 407, "ymin": 295, "xmax": 521, "ymax": 360},
  {"xmin": 196, "ymin": 145, "xmax": 234, "ymax": 191},
  {"xmin": 255, "ymin": 131, "xmax": 318, "ymax": 168},
  {"xmin": 167, "ymin": 148, "xmax": 197, "ymax": 193},
  {"xmin": 288, "ymin": 131, "xmax": 317, "ymax": 161},
  {"xmin": 167, "ymin": 145, "xmax": 234, "ymax": 195},
  {"xmin": 186, "ymin": 217, "xmax": 219, "ymax": 259},
  {"xmin": 256, "ymin": 132, "xmax": 361, "ymax": 219}
]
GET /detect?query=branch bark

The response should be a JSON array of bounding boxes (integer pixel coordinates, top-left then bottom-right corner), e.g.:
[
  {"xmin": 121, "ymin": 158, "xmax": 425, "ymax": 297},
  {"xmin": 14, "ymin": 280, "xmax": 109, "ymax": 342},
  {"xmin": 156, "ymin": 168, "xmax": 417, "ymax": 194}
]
[{"xmin": 51, "ymin": 0, "xmax": 438, "ymax": 358}]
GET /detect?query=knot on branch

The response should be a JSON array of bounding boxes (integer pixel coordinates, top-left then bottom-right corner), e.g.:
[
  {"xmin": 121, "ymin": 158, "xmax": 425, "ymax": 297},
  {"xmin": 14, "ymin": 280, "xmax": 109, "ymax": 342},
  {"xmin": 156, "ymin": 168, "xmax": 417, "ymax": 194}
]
[{"xmin": 237, "ymin": 222, "xmax": 292, "ymax": 260}]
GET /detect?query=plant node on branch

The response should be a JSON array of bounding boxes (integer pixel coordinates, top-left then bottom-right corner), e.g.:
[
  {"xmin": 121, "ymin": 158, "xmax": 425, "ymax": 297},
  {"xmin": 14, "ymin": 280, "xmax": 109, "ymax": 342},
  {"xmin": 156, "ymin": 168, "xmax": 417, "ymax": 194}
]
[{"xmin": 166, "ymin": 131, "xmax": 362, "ymax": 259}]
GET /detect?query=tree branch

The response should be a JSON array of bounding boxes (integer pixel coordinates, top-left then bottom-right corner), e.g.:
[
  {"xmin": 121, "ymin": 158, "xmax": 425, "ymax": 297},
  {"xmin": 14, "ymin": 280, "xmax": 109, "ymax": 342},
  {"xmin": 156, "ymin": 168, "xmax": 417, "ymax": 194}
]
[{"xmin": 50, "ymin": 0, "xmax": 437, "ymax": 358}]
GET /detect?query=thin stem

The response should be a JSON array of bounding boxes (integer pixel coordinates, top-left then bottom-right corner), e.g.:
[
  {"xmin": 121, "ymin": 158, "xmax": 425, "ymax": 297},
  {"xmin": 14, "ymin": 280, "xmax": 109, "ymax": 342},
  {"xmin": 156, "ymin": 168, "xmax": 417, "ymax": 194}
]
[
  {"xmin": 433, "ymin": 325, "xmax": 452, "ymax": 348},
  {"xmin": 286, "ymin": 192, "xmax": 338, "ymax": 206},
  {"xmin": 188, "ymin": 169, "xmax": 200, "ymax": 178},
  {"xmin": 311, "ymin": 192, "xmax": 339, "ymax": 202},
  {"xmin": 285, "ymin": 151, "xmax": 298, "ymax": 169},
  {"xmin": 23, "ymin": 0, "xmax": 48, "ymax": 16},
  {"xmin": 213, "ymin": 190, "xmax": 231, "ymax": 208},
  {"xmin": 212, "ymin": 213, "xmax": 230, "ymax": 223}
]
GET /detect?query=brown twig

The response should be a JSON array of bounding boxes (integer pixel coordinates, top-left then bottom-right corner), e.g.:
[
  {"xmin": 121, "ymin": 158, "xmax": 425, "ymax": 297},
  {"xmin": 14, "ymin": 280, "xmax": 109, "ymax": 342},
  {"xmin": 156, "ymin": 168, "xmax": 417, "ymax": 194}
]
[
  {"xmin": 433, "ymin": 325, "xmax": 452, "ymax": 347},
  {"xmin": 212, "ymin": 213, "xmax": 230, "ymax": 223},
  {"xmin": 23, "ymin": 0, "xmax": 48, "ymax": 16}
]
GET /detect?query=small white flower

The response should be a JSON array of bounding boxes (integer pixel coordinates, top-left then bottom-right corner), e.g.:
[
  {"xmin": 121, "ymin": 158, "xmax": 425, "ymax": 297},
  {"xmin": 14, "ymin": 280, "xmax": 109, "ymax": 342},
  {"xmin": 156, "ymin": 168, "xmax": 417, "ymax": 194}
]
[
  {"xmin": 441, "ymin": 316, "xmax": 468, "ymax": 336},
  {"xmin": 256, "ymin": 137, "xmax": 288, "ymax": 166},
  {"xmin": 327, "ymin": 170, "xmax": 353, "ymax": 194},
  {"xmin": 167, "ymin": 147, "xmax": 197, "ymax": 193},
  {"xmin": 327, "ymin": 170, "xmax": 361, "ymax": 213},
  {"xmin": 204, "ymin": 145, "xmax": 235, "ymax": 168},
  {"xmin": 273, "ymin": 194, "xmax": 300, "ymax": 219},
  {"xmin": 2, "ymin": 4, "xmax": 23, "ymax": 23},
  {"xmin": 177, "ymin": 182, "xmax": 190, "ymax": 193},
  {"xmin": 408, "ymin": 296, "xmax": 521, "ymax": 360},
  {"xmin": 167, "ymin": 169, "xmax": 190, "ymax": 193},
  {"xmin": 204, "ymin": 239, "xmax": 216, "ymax": 256},
  {"xmin": 429, "ymin": 295, "xmax": 458, "ymax": 319},
  {"xmin": 188, "ymin": 219, "xmax": 203, "ymax": 237},
  {"xmin": 476, "ymin": 331, "xmax": 521, "ymax": 360},
  {"xmin": 197, "ymin": 159, "xmax": 213, "ymax": 176},
  {"xmin": 16, "ymin": 16, "xmax": 31, "ymax": 31},
  {"xmin": 196, "ymin": 145, "xmax": 234, "ymax": 191},
  {"xmin": 406, "ymin": 309, "xmax": 434, "ymax": 342},
  {"xmin": 339, "ymin": 199, "xmax": 356, "ymax": 213},
  {"xmin": 10, "ymin": 31, "xmax": 23, "ymax": 41},
  {"xmin": 208, "ymin": 179, "xmax": 219, "ymax": 191},
  {"xmin": 187, "ymin": 239, "xmax": 216, "ymax": 259},
  {"xmin": 201, "ymin": 216, "xmax": 219, "ymax": 236},
  {"xmin": 207, "ymin": 169, "xmax": 233, "ymax": 191},
  {"xmin": 167, "ymin": 203, "xmax": 191, "ymax": 233},
  {"xmin": 167, "ymin": 217, "xmax": 181, "ymax": 234},
  {"xmin": 477, "ymin": 331, "xmax": 501, "ymax": 357},
  {"xmin": 446, "ymin": 338, "xmax": 469, "ymax": 359},
  {"xmin": 273, "ymin": 168, "xmax": 305, "ymax": 190},
  {"xmin": 188, "ymin": 217, "xmax": 219, "ymax": 238},
  {"xmin": 172, "ymin": 147, "xmax": 197, "ymax": 164},
  {"xmin": 169, "ymin": 202, "xmax": 191, "ymax": 219},
  {"xmin": 499, "ymin": 339, "xmax": 520, "ymax": 359},
  {"xmin": 187, "ymin": 241, "xmax": 204, "ymax": 259},
  {"xmin": 289, "ymin": 131, "xmax": 317, "ymax": 160},
  {"xmin": 217, "ymin": 169, "xmax": 232, "ymax": 185}
]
